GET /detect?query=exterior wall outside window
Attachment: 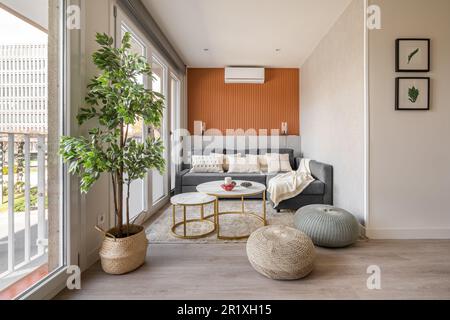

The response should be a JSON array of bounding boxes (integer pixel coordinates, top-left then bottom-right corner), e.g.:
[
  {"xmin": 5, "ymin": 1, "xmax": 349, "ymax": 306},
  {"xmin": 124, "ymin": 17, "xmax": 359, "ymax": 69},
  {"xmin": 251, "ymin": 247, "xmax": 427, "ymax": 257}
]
[{"xmin": 0, "ymin": 44, "xmax": 48, "ymax": 134}]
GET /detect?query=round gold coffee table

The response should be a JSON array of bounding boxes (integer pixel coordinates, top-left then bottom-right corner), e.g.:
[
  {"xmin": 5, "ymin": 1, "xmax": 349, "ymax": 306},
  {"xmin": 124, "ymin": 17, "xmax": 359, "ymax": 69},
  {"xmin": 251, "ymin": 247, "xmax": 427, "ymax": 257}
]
[
  {"xmin": 170, "ymin": 192, "xmax": 217, "ymax": 239},
  {"xmin": 196, "ymin": 181, "xmax": 267, "ymax": 240}
]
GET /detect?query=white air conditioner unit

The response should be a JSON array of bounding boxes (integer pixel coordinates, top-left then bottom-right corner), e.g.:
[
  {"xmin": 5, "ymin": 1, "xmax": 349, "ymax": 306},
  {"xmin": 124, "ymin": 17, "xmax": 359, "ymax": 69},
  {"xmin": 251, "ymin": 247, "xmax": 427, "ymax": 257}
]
[{"xmin": 225, "ymin": 67, "xmax": 265, "ymax": 84}]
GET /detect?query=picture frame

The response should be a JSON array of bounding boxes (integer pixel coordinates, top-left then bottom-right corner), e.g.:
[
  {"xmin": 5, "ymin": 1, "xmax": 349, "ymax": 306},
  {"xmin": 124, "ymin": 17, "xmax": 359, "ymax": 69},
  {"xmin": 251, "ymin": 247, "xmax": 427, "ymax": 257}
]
[
  {"xmin": 396, "ymin": 38, "xmax": 430, "ymax": 72},
  {"xmin": 395, "ymin": 77, "xmax": 430, "ymax": 111}
]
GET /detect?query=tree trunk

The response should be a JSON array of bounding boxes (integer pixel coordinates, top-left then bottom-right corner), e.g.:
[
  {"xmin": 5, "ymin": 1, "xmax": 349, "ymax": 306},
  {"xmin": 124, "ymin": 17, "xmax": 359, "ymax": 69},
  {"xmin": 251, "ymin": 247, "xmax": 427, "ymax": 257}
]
[
  {"xmin": 111, "ymin": 172, "xmax": 119, "ymax": 225},
  {"xmin": 117, "ymin": 171, "xmax": 123, "ymax": 236},
  {"xmin": 117, "ymin": 121, "xmax": 125, "ymax": 236},
  {"xmin": 126, "ymin": 181, "xmax": 131, "ymax": 236}
]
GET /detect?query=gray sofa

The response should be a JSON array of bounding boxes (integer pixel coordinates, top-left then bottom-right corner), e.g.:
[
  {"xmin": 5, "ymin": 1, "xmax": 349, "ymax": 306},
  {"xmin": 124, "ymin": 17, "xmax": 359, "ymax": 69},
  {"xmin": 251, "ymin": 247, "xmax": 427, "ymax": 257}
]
[{"xmin": 175, "ymin": 148, "xmax": 333, "ymax": 211}]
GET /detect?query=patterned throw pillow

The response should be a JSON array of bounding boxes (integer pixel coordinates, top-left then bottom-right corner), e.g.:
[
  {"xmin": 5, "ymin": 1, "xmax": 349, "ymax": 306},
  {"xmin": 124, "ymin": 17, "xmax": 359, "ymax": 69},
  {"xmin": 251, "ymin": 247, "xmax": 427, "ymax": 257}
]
[
  {"xmin": 190, "ymin": 154, "xmax": 224, "ymax": 173},
  {"xmin": 266, "ymin": 153, "xmax": 293, "ymax": 173},
  {"xmin": 228, "ymin": 154, "xmax": 261, "ymax": 173}
]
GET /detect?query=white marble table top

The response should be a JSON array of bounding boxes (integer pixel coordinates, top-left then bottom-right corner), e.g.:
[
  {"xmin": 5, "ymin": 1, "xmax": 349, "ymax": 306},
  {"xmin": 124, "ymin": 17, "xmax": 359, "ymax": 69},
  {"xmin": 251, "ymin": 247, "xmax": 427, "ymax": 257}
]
[
  {"xmin": 196, "ymin": 180, "xmax": 266, "ymax": 197},
  {"xmin": 170, "ymin": 192, "xmax": 216, "ymax": 206}
]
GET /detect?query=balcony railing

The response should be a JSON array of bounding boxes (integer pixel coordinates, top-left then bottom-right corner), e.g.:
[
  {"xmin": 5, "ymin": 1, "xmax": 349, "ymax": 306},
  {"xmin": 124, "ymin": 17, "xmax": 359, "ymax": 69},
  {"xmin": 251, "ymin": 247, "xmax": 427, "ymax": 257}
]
[{"xmin": 0, "ymin": 132, "xmax": 47, "ymax": 291}]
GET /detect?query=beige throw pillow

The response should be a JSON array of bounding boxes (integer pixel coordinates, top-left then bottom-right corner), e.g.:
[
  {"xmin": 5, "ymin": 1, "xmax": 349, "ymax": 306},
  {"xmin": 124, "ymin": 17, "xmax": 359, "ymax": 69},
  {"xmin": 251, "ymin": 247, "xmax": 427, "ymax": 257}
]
[
  {"xmin": 211, "ymin": 153, "xmax": 241, "ymax": 172},
  {"xmin": 266, "ymin": 153, "xmax": 293, "ymax": 173},
  {"xmin": 258, "ymin": 154, "xmax": 269, "ymax": 172},
  {"xmin": 279, "ymin": 154, "xmax": 293, "ymax": 172},
  {"xmin": 191, "ymin": 154, "xmax": 224, "ymax": 173},
  {"xmin": 228, "ymin": 154, "xmax": 261, "ymax": 173}
]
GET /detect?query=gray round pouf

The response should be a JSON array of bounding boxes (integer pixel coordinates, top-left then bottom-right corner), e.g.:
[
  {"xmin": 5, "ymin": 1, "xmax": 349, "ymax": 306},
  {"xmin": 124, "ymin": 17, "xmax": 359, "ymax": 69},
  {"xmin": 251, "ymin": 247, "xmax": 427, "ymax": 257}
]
[
  {"xmin": 294, "ymin": 205, "xmax": 360, "ymax": 248},
  {"xmin": 246, "ymin": 225, "xmax": 315, "ymax": 280}
]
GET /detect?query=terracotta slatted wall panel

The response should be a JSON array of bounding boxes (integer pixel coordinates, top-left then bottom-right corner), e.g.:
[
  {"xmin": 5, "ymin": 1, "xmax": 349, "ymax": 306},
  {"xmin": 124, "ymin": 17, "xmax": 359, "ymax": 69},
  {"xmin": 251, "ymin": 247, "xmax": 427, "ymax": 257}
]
[{"xmin": 187, "ymin": 68, "xmax": 300, "ymax": 135}]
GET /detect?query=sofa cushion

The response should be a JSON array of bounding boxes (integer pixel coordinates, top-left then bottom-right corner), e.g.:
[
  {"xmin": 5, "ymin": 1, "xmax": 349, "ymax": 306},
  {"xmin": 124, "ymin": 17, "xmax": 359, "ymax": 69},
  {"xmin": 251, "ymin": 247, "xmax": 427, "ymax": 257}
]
[
  {"xmin": 183, "ymin": 172, "xmax": 267, "ymax": 186},
  {"xmin": 266, "ymin": 174, "xmax": 325, "ymax": 195}
]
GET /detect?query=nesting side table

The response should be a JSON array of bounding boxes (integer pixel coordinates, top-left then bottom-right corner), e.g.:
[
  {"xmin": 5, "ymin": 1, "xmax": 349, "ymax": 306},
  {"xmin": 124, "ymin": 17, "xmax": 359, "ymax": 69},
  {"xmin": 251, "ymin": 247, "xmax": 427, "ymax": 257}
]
[{"xmin": 170, "ymin": 192, "xmax": 217, "ymax": 239}]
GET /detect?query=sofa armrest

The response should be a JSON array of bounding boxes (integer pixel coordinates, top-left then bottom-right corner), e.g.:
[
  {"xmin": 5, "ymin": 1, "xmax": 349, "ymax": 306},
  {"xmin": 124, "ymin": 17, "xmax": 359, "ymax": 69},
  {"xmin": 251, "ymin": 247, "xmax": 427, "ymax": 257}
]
[
  {"xmin": 295, "ymin": 157, "xmax": 302, "ymax": 170},
  {"xmin": 295, "ymin": 157, "xmax": 334, "ymax": 205},
  {"xmin": 310, "ymin": 160, "xmax": 333, "ymax": 205},
  {"xmin": 175, "ymin": 168, "xmax": 190, "ymax": 195}
]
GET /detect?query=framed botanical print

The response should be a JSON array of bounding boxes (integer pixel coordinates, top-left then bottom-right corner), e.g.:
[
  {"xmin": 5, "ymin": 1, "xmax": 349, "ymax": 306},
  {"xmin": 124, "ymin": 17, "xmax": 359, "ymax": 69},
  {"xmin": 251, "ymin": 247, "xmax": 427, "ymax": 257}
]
[
  {"xmin": 396, "ymin": 39, "xmax": 430, "ymax": 72},
  {"xmin": 396, "ymin": 77, "xmax": 430, "ymax": 111}
]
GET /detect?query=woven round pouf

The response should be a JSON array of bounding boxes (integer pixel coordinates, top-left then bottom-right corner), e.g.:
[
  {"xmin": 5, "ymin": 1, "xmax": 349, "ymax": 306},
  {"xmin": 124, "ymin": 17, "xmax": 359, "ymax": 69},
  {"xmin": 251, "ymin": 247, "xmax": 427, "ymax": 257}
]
[
  {"xmin": 294, "ymin": 205, "xmax": 360, "ymax": 248},
  {"xmin": 246, "ymin": 225, "xmax": 315, "ymax": 280}
]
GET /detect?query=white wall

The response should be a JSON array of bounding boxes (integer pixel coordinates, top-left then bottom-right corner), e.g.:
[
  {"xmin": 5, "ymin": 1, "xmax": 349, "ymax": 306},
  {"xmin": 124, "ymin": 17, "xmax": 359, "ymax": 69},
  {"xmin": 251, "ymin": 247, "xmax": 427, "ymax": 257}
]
[
  {"xmin": 79, "ymin": 0, "xmax": 113, "ymax": 268},
  {"xmin": 300, "ymin": 0, "xmax": 365, "ymax": 221},
  {"xmin": 368, "ymin": 0, "xmax": 450, "ymax": 239}
]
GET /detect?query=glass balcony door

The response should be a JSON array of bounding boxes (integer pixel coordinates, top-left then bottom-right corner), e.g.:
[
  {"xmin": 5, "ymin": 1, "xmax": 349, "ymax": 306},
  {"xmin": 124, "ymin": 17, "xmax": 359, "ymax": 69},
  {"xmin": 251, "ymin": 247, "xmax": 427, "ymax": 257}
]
[
  {"xmin": 170, "ymin": 75, "xmax": 181, "ymax": 192},
  {"xmin": 150, "ymin": 56, "xmax": 169, "ymax": 206},
  {"xmin": 0, "ymin": 0, "xmax": 65, "ymax": 299}
]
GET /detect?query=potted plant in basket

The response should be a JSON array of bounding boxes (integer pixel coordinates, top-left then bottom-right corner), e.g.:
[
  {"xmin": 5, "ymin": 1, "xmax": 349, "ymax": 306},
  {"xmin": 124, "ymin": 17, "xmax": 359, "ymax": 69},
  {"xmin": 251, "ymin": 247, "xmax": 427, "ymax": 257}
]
[{"xmin": 60, "ymin": 33, "xmax": 165, "ymax": 274}]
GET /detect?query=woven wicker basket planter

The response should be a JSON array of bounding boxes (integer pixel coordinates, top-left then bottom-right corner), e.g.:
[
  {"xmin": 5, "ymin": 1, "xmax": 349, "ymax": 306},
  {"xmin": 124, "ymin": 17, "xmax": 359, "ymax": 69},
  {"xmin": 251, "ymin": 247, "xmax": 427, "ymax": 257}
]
[{"xmin": 99, "ymin": 225, "xmax": 148, "ymax": 275}]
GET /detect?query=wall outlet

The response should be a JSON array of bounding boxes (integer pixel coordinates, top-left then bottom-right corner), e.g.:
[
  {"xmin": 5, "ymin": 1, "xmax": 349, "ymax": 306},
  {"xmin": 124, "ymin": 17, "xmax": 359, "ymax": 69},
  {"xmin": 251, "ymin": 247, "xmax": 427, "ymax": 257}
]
[{"xmin": 97, "ymin": 214, "xmax": 106, "ymax": 227}]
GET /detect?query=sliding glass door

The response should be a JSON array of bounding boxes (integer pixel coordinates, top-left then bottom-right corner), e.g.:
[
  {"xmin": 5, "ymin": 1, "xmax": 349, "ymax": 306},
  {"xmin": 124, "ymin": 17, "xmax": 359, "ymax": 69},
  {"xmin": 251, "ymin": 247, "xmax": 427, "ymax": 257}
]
[
  {"xmin": 150, "ymin": 56, "xmax": 169, "ymax": 206},
  {"xmin": 170, "ymin": 75, "xmax": 181, "ymax": 192},
  {"xmin": 0, "ymin": 0, "xmax": 66, "ymax": 299}
]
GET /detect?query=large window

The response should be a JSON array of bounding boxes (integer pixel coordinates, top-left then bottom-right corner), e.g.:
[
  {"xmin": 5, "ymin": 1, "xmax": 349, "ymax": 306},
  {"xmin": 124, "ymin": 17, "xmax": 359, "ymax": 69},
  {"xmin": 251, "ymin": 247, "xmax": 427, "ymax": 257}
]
[{"xmin": 0, "ymin": 1, "xmax": 65, "ymax": 299}]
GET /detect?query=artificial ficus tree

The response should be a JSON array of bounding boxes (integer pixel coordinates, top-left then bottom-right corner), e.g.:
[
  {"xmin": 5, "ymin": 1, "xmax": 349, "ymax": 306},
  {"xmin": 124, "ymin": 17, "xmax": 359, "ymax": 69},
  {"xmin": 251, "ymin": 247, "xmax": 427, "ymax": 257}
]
[{"xmin": 60, "ymin": 32, "xmax": 165, "ymax": 238}]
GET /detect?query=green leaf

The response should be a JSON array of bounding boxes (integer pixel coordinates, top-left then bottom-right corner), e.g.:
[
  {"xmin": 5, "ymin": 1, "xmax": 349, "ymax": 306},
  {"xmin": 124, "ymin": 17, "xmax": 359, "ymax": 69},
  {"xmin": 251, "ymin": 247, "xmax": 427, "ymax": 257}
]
[{"xmin": 408, "ymin": 86, "xmax": 420, "ymax": 103}]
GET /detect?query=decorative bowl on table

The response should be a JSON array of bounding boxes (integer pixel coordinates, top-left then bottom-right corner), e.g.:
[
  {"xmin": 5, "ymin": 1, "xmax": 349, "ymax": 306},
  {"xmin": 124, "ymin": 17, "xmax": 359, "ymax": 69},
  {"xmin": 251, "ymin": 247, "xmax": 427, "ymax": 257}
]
[
  {"xmin": 221, "ymin": 181, "xmax": 237, "ymax": 191},
  {"xmin": 241, "ymin": 182, "xmax": 253, "ymax": 188}
]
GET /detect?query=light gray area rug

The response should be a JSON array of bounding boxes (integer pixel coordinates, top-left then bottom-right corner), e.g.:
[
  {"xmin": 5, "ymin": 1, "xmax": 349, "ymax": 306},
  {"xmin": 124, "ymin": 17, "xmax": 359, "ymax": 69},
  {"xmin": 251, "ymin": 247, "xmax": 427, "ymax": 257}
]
[{"xmin": 146, "ymin": 200, "xmax": 295, "ymax": 243}]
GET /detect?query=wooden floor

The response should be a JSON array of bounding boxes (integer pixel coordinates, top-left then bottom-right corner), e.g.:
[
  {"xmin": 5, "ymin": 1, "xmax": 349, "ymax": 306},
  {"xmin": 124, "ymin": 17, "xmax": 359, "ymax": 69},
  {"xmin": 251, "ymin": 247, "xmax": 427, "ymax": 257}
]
[{"xmin": 56, "ymin": 240, "xmax": 450, "ymax": 300}]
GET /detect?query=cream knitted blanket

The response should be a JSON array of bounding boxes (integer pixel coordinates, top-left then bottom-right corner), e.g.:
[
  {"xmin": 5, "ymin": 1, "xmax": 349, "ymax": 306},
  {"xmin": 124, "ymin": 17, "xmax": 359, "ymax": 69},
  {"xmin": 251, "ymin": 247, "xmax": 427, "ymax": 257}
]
[{"xmin": 267, "ymin": 159, "xmax": 315, "ymax": 207}]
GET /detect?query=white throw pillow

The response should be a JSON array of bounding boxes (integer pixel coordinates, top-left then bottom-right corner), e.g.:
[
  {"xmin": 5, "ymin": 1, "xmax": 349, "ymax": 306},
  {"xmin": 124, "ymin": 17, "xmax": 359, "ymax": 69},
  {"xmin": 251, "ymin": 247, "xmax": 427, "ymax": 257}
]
[
  {"xmin": 228, "ymin": 154, "xmax": 261, "ymax": 173},
  {"xmin": 246, "ymin": 154, "xmax": 261, "ymax": 173},
  {"xmin": 266, "ymin": 153, "xmax": 293, "ymax": 173},
  {"xmin": 211, "ymin": 153, "xmax": 241, "ymax": 172},
  {"xmin": 191, "ymin": 154, "xmax": 224, "ymax": 173}
]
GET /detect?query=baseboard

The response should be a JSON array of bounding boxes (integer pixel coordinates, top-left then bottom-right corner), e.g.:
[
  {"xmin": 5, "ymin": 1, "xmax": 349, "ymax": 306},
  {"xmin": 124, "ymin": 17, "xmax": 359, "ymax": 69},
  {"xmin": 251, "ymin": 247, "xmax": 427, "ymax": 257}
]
[{"xmin": 367, "ymin": 228, "xmax": 450, "ymax": 240}]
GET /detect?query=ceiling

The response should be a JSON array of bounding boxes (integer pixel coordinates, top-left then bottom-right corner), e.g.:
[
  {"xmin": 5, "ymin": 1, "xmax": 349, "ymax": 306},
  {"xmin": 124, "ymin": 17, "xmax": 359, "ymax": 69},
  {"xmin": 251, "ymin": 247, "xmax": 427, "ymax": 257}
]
[
  {"xmin": 1, "ymin": 0, "xmax": 48, "ymax": 30},
  {"xmin": 142, "ymin": 0, "xmax": 352, "ymax": 68}
]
